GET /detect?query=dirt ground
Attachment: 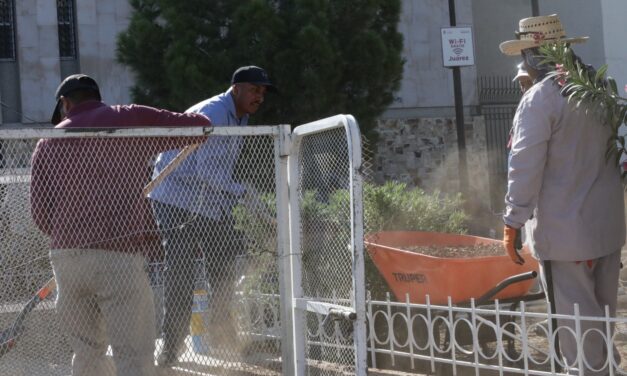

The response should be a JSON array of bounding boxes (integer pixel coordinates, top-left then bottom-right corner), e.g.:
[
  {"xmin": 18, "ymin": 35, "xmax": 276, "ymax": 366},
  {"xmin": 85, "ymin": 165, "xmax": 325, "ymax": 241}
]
[{"xmin": 426, "ymin": 247, "xmax": 627, "ymax": 376}]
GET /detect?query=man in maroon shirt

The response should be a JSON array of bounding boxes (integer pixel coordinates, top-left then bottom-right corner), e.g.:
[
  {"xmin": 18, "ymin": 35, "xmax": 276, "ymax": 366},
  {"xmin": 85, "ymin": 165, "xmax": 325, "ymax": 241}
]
[{"xmin": 30, "ymin": 74, "xmax": 211, "ymax": 376}]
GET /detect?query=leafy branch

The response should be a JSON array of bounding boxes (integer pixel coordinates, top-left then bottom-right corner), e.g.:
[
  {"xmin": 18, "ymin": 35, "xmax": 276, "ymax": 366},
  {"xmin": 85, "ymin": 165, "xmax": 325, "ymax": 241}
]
[{"xmin": 539, "ymin": 42, "xmax": 627, "ymax": 170}]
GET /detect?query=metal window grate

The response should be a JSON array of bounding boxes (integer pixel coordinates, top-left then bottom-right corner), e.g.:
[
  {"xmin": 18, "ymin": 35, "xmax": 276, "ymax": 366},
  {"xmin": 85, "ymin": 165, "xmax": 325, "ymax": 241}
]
[
  {"xmin": 478, "ymin": 75, "xmax": 522, "ymax": 213},
  {"xmin": 478, "ymin": 75, "xmax": 522, "ymax": 105},
  {"xmin": 0, "ymin": 0, "xmax": 16, "ymax": 60},
  {"xmin": 56, "ymin": 0, "xmax": 76, "ymax": 59}
]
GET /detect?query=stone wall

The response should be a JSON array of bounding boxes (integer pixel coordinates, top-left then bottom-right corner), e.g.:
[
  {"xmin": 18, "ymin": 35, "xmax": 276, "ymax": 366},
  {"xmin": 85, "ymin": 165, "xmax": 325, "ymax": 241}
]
[{"xmin": 372, "ymin": 116, "xmax": 490, "ymax": 210}]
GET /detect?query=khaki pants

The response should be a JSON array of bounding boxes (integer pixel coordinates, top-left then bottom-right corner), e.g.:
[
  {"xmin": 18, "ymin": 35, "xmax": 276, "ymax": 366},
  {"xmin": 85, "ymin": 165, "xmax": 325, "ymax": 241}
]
[{"xmin": 50, "ymin": 249, "xmax": 156, "ymax": 376}]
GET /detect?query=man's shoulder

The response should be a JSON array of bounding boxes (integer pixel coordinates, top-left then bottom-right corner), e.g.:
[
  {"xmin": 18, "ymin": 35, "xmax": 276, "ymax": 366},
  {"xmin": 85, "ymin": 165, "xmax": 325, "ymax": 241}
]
[
  {"xmin": 186, "ymin": 91, "xmax": 230, "ymax": 114},
  {"xmin": 520, "ymin": 77, "xmax": 562, "ymax": 107},
  {"xmin": 532, "ymin": 77, "xmax": 561, "ymax": 97}
]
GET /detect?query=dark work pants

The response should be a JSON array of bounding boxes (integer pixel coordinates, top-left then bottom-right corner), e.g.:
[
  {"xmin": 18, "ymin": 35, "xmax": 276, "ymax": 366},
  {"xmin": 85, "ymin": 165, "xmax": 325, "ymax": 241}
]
[{"xmin": 152, "ymin": 201, "xmax": 241, "ymax": 358}]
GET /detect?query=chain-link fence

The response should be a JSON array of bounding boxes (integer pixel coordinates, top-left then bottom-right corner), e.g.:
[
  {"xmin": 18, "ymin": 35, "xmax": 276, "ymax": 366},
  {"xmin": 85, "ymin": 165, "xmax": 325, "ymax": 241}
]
[
  {"xmin": 0, "ymin": 126, "xmax": 288, "ymax": 375},
  {"xmin": 0, "ymin": 118, "xmax": 367, "ymax": 376}
]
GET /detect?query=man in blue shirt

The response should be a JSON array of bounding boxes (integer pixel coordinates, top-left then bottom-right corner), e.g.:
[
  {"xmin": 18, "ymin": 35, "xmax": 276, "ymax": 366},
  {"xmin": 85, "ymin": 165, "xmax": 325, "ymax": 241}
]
[{"xmin": 149, "ymin": 66, "xmax": 276, "ymax": 367}]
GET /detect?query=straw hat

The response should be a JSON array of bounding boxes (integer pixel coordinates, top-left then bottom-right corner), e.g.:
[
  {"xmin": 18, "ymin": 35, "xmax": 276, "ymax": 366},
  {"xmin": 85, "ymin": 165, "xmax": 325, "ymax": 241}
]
[{"xmin": 499, "ymin": 14, "xmax": 588, "ymax": 56}]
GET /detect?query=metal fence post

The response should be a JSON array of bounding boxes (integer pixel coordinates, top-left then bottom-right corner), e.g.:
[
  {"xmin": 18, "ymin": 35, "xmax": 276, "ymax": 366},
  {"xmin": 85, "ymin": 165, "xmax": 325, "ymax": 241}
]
[{"xmin": 276, "ymin": 124, "xmax": 294, "ymax": 375}]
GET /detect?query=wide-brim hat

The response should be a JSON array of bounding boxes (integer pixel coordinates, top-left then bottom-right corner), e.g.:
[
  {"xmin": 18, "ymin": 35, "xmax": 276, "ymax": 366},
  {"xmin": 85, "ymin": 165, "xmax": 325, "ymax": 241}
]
[{"xmin": 499, "ymin": 14, "xmax": 588, "ymax": 56}]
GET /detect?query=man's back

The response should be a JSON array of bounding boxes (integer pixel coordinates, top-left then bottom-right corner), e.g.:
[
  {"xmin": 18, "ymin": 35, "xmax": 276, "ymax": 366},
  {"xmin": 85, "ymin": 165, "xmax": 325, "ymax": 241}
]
[
  {"xmin": 30, "ymin": 101, "xmax": 209, "ymax": 252},
  {"xmin": 506, "ymin": 78, "xmax": 626, "ymax": 260}
]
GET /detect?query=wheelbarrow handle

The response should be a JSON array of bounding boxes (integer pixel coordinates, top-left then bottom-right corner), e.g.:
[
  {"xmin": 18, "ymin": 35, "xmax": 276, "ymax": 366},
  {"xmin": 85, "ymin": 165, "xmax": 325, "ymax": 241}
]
[{"xmin": 475, "ymin": 271, "xmax": 537, "ymax": 305}]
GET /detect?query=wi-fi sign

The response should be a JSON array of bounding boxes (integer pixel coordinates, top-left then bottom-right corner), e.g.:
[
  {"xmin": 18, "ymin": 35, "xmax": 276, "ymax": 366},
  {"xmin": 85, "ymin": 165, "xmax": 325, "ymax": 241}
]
[{"xmin": 453, "ymin": 47, "xmax": 464, "ymax": 55}]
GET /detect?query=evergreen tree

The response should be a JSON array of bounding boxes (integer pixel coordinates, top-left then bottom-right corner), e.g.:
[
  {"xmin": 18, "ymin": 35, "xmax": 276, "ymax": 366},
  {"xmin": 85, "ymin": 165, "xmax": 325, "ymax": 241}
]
[{"xmin": 117, "ymin": 0, "xmax": 404, "ymax": 137}]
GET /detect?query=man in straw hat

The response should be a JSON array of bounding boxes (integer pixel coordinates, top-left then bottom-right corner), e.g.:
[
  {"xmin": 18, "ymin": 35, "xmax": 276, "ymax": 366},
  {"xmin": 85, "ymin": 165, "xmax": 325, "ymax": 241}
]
[{"xmin": 500, "ymin": 14, "xmax": 625, "ymax": 375}]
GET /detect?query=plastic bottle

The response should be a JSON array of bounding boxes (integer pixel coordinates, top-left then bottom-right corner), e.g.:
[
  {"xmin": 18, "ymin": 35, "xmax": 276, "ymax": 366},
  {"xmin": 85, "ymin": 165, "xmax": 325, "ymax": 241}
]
[{"xmin": 190, "ymin": 282, "xmax": 209, "ymax": 354}]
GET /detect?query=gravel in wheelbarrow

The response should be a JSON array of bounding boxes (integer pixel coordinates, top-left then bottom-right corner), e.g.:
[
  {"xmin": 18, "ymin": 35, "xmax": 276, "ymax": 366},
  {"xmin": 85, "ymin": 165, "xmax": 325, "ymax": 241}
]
[{"xmin": 402, "ymin": 243, "xmax": 504, "ymax": 258}]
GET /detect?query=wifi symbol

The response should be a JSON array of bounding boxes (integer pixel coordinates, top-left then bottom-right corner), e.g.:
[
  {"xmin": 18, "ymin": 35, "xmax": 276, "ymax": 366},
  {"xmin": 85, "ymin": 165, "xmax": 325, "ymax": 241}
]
[{"xmin": 453, "ymin": 47, "xmax": 463, "ymax": 55}]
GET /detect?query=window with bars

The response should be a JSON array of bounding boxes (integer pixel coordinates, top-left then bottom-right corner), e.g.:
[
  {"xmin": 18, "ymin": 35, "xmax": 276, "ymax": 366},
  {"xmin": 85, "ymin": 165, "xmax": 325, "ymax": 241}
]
[
  {"xmin": 0, "ymin": 0, "xmax": 16, "ymax": 60},
  {"xmin": 57, "ymin": 0, "xmax": 77, "ymax": 59}
]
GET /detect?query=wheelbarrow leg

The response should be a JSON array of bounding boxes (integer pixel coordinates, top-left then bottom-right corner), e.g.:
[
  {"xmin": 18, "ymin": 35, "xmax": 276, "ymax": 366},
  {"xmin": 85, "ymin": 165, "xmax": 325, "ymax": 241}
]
[{"xmin": 543, "ymin": 260, "xmax": 562, "ymax": 373}]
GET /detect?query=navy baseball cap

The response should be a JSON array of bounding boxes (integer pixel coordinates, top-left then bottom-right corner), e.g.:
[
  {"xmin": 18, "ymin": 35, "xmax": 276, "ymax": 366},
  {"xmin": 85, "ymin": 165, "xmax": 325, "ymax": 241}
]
[
  {"xmin": 231, "ymin": 66, "xmax": 277, "ymax": 93},
  {"xmin": 51, "ymin": 74, "xmax": 102, "ymax": 125}
]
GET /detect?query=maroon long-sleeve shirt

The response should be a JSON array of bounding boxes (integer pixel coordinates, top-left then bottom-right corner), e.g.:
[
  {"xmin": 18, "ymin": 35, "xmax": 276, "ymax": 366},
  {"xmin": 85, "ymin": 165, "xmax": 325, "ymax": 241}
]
[{"xmin": 30, "ymin": 100, "xmax": 211, "ymax": 254}]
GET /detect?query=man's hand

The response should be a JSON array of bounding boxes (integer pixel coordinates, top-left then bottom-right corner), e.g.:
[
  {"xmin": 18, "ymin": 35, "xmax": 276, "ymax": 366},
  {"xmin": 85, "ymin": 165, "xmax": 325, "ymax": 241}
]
[{"xmin": 503, "ymin": 225, "xmax": 525, "ymax": 265}]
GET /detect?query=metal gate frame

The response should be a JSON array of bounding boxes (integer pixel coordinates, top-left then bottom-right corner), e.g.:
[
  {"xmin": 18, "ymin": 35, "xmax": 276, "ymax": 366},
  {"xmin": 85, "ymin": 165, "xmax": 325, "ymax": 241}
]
[{"xmin": 283, "ymin": 114, "xmax": 367, "ymax": 375}]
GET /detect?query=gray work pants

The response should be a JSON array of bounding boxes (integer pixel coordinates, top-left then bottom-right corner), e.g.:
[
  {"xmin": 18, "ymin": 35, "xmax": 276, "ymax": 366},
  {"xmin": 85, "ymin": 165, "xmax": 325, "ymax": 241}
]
[
  {"xmin": 539, "ymin": 249, "xmax": 621, "ymax": 376},
  {"xmin": 152, "ymin": 201, "xmax": 241, "ymax": 360}
]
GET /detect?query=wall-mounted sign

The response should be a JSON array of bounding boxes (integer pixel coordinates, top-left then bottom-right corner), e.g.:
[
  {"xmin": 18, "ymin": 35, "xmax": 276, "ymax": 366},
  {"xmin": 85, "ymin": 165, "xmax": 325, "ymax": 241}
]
[{"xmin": 441, "ymin": 27, "xmax": 475, "ymax": 67}]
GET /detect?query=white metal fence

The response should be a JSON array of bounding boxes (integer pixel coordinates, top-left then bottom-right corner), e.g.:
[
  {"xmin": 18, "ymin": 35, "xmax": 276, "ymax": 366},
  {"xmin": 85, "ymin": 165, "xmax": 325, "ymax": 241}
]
[{"xmin": 366, "ymin": 293, "xmax": 627, "ymax": 376}]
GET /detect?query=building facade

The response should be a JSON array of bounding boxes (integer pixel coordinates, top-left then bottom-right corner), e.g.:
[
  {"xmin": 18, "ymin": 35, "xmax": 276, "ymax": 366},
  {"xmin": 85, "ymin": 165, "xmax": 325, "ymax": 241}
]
[
  {"xmin": 1, "ymin": 0, "xmax": 625, "ymax": 215},
  {"xmin": 0, "ymin": 0, "xmax": 133, "ymax": 125}
]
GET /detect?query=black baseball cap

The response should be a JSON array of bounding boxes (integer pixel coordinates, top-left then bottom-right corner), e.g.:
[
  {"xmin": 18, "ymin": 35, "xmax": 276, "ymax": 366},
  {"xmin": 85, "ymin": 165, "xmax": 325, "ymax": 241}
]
[
  {"xmin": 51, "ymin": 74, "xmax": 102, "ymax": 125},
  {"xmin": 231, "ymin": 66, "xmax": 277, "ymax": 93}
]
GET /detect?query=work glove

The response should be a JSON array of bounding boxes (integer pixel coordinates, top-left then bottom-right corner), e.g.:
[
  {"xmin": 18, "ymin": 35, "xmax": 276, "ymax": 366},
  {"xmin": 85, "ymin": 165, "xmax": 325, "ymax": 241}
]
[{"xmin": 503, "ymin": 225, "xmax": 525, "ymax": 265}]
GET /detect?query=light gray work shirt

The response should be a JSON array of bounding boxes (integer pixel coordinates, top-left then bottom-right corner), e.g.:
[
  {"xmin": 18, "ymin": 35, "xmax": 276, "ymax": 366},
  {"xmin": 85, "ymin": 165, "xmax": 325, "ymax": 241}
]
[
  {"xmin": 149, "ymin": 88, "xmax": 248, "ymax": 220},
  {"xmin": 503, "ymin": 77, "xmax": 625, "ymax": 261}
]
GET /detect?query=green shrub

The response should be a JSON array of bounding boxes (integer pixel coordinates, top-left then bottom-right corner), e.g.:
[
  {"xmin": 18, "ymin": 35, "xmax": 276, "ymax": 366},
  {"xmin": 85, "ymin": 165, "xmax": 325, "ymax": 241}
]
[
  {"xmin": 232, "ymin": 181, "xmax": 468, "ymax": 298},
  {"xmin": 232, "ymin": 191, "xmax": 277, "ymax": 295},
  {"xmin": 364, "ymin": 181, "xmax": 467, "ymax": 234}
]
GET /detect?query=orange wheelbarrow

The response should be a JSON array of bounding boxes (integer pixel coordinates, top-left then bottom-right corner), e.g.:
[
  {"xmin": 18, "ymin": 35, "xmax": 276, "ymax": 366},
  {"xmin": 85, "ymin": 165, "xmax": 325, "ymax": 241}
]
[
  {"xmin": 365, "ymin": 231, "xmax": 546, "ymax": 362},
  {"xmin": 365, "ymin": 231, "xmax": 541, "ymax": 305}
]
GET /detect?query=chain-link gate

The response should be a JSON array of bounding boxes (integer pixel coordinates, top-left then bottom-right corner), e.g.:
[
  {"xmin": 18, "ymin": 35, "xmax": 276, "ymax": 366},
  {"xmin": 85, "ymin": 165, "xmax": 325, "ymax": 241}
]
[
  {"xmin": 0, "ymin": 125, "xmax": 291, "ymax": 375},
  {"xmin": 0, "ymin": 116, "xmax": 365, "ymax": 375},
  {"xmin": 287, "ymin": 115, "xmax": 367, "ymax": 375}
]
